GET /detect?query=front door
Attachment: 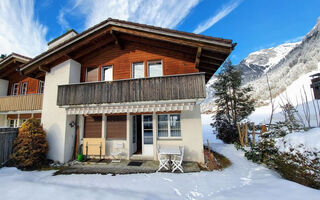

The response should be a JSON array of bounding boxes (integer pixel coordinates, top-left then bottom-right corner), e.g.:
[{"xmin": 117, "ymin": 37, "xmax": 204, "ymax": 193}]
[{"xmin": 132, "ymin": 115, "xmax": 142, "ymax": 154}]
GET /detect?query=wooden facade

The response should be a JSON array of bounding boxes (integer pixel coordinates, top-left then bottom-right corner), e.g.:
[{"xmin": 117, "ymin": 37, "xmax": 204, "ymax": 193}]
[
  {"xmin": 79, "ymin": 41, "xmax": 198, "ymax": 82},
  {"xmin": 57, "ymin": 73, "xmax": 206, "ymax": 106},
  {"xmin": 0, "ymin": 94, "xmax": 43, "ymax": 112}
]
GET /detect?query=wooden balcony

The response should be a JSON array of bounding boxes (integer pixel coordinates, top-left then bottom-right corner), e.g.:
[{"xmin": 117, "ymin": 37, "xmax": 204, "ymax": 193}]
[
  {"xmin": 0, "ymin": 94, "xmax": 43, "ymax": 112},
  {"xmin": 57, "ymin": 73, "xmax": 206, "ymax": 106}
]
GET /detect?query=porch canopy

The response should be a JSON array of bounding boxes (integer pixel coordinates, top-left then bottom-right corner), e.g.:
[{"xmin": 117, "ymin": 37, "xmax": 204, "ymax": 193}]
[{"xmin": 65, "ymin": 101, "xmax": 195, "ymax": 115}]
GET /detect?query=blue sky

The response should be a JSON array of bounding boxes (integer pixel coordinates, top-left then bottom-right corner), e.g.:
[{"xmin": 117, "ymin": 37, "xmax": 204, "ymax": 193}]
[{"xmin": 1, "ymin": 0, "xmax": 319, "ymax": 65}]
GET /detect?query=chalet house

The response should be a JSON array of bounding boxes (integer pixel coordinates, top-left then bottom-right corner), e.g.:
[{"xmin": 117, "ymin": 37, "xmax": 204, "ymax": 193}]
[
  {"xmin": 0, "ymin": 53, "xmax": 43, "ymax": 128},
  {"xmin": 15, "ymin": 18, "xmax": 233, "ymax": 163}
]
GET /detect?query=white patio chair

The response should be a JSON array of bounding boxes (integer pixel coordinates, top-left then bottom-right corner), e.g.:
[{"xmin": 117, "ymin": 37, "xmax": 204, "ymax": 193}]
[
  {"xmin": 172, "ymin": 146, "xmax": 184, "ymax": 173},
  {"xmin": 111, "ymin": 142, "xmax": 124, "ymax": 163},
  {"xmin": 156, "ymin": 145, "xmax": 170, "ymax": 172}
]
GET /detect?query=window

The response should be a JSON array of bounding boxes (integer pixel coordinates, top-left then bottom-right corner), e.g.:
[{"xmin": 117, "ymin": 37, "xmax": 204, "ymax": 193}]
[
  {"xmin": 147, "ymin": 60, "xmax": 162, "ymax": 77},
  {"xmin": 20, "ymin": 82, "xmax": 27, "ymax": 95},
  {"xmin": 132, "ymin": 62, "xmax": 145, "ymax": 78},
  {"xmin": 11, "ymin": 83, "xmax": 19, "ymax": 96},
  {"xmin": 158, "ymin": 115, "xmax": 168, "ymax": 137},
  {"xmin": 157, "ymin": 114, "xmax": 181, "ymax": 138},
  {"xmin": 38, "ymin": 81, "xmax": 44, "ymax": 94},
  {"xmin": 143, "ymin": 115, "xmax": 153, "ymax": 144},
  {"xmin": 9, "ymin": 119, "xmax": 17, "ymax": 128},
  {"xmin": 101, "ymin": 66, "xmax": 113, "ymax": 81},
  {"xmin": 86, "ymin": 67, "xmax": 99, "ymax": 82}
]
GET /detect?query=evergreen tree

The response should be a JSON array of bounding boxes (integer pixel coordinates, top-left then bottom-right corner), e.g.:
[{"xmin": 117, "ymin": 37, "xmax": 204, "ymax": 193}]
[{"xmin": 211, "ymin": 60, "xmax": 255, "ymax": 143}]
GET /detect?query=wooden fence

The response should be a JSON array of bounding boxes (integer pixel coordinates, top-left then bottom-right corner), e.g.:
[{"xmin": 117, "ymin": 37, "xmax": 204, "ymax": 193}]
[{"xmin": 0, "ymin": 128, "xmax": 18, "ymax": 165}]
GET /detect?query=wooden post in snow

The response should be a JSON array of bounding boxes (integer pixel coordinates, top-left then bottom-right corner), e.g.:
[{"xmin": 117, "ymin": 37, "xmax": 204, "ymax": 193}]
[
  {"xmin": 244, "ymin": 123, "xmax": 249, "ymax": 146},
  {"xmin": 237, "ymin": 123, "xmax": 244, "ymax": 147},
  {"xmin": 252, "ymin": 122, "xmax": 255, "ymax": 146}
]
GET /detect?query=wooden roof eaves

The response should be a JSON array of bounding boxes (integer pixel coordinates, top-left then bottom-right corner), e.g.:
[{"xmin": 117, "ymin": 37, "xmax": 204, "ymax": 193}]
[
  {"xmin": 0, "ymin": 53, "xmax": 31, "ymax": 70},
  {"xmin": 21, "ymin": 19, "xmax": 233, "ymax": 74}
]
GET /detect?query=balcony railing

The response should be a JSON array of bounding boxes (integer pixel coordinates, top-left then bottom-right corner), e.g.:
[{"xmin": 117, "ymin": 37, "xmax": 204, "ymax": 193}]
[
  {"xmin": 0, "ymin": 94, "xmax": 43, "ymax": 112},
  {"xmin": 57, "ymin": 73, "xmax": 206, "ymax": 106}
]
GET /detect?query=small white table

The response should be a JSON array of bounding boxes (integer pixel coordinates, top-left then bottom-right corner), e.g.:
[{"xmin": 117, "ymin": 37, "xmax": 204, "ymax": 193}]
[
  {"xmin": 158, "ymin": 146, "xmax": 181, "ymax": 171},
  {"xmin": 158, "ymin": 146, "xmax": 181, "ymax": 156}
]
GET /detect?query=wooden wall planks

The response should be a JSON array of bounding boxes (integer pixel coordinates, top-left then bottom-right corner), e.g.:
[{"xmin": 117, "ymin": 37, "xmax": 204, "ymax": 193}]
[{"xmin": 57, "ymin": 73, "xmax": 206, "ymax": 106}]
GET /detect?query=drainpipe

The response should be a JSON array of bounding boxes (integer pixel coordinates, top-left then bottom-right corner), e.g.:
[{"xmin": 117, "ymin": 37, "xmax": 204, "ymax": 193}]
[{"xmin": 72, "ymin": 115, "xmax": 79, "ymax": 160}]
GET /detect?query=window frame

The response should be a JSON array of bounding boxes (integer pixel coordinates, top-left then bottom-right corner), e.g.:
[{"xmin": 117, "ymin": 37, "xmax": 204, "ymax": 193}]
[
  {"xmin": 9, "ymin": 119, "xmax": 17, "ymax": 128},
  {"xmin": 142, "ymin": 115, "xmax": 153, "ymax": 144},
  {"xmin": 20, "ymin": 82, "xmax": 28, "ymax": 95},
  {"xmin": 11, "ymin": 83, "xmax": 19, "ymax": 96},
  {"xmin": 132, "ymin": 62, "xmax": 145, "ymax": 79},
  {"xmin": 101, "ymin": 65, "xmax": 113, "ymax": 81},
  {"xmin": 38, "ymin": 80, "xmax": 45, "ymax": 94},
  {"xmin": 157, "ymin": 113, "xmax": 181, "ymax": 139},
  {"xmin": 147, "ymin": 60, "xmax": 163, "ymax": 77}
]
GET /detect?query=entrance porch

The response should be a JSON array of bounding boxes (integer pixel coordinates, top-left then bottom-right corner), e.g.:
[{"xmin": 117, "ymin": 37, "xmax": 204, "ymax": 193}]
[{"xmin": 69, "ymin": 102, "xmax": 204, "ymax": 163}]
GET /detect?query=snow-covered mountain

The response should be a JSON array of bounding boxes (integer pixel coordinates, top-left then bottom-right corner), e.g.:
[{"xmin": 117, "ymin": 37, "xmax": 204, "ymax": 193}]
[
  {"xmin": 248, "ymin": 17, "xmax": 320, "ymax": 105},
  {"xmin": 238, "ymin": 42, "xmax": 300, "ymax": 84},
  {"xmin": 201, "ymin": 17, "xmax": 320, "ymax": 112}
]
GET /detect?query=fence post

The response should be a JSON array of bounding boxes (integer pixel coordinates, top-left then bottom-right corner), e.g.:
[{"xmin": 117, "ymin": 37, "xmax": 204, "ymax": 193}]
[{"xmin": 252, "ymin": 123, "xmax": 255, "ymax": 146}]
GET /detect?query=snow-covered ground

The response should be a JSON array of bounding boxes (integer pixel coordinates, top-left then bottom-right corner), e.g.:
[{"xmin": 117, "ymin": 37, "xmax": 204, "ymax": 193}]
[
  {"xmin": 276, "ymin": 128, "xmax": 320, "ymax": 160},
  {"xmin": 0, "ymin": 115, "xmax": 319, "ymax": 200}
]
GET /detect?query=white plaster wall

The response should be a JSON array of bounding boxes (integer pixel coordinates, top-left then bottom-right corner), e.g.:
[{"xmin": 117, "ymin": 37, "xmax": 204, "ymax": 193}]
[
  {"xmin": 157, "ymin": 104, "xmax": 204, "ymax": 163},
  {"xmin": 48, "ymin": 31, "xmax": 77, "ymax": 49},
  {"xmin": 106, "ymin": 139, "xmax": 128, "ymax": 158},
  {"xmin": 41, "ymin": 59, "xmax": 81, "ymax": 163},
  {"xmin": 0, "ymin": 79, "xmax": 9, "ymax": 97},
  {"xmin": 0, "ymin": 114, "xmax": 6, "ymax": 127}
]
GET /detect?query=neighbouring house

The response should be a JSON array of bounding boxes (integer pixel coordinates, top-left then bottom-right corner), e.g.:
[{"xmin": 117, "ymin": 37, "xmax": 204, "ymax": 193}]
[
  {"xmin": 17, "ymin": 18, "xmax": 233, "ymax": 163},
  {"xmin": 0, "ymin": 53, "xmax": 43, "ymax": 128},
  {"xmin": 310, "ymin": 73, "xmax": 320, "ymax": 99}
]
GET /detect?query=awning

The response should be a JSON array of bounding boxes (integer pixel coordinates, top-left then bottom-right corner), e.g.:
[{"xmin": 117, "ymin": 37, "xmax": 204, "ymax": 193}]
[{"xmin": 65, "ymin": 102, "xmax": 195, "ymax": 115}]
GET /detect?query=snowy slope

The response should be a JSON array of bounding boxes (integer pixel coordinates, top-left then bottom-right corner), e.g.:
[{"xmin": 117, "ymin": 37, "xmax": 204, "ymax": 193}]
[
  {"xmin": 249, "ymin": 64, "xmax": 320, "ymax": 125},
  {"xmin": 276, "ymin": 128, "xmax": 320, "ymax": 160}
]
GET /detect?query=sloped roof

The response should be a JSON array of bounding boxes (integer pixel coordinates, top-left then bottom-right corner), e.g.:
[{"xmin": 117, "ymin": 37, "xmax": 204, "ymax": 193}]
[{"xmin": 20, "ymin": 18, "xmax": 234, "ymax": 81}]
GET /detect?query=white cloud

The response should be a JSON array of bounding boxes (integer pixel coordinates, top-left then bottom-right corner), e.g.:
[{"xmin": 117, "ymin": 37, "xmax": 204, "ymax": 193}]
[
  {"xmin": 61, "ymin": 0, "xmax": 200, "ymax": 29},
  {"xmin": 193, "ymin": 0, "xmax": 242, "ymax": 34},
  {"xmin": 0, "ymin": 0, "xmax": 47, "ymax": 57},
  {"xmin": 58, "ymin": 9, "xmax": 70, "ymax": 31}
]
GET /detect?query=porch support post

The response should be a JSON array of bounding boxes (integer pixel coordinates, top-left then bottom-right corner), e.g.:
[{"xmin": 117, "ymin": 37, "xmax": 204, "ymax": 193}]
[
  {"xmin": 152, "ymin": 112, "xmax": 157, "ymax": 160},
  {"xmin": 31, "ymin": 113, "xmax": 34, "ymax": 118},
  {"xmin": 102, "ymin": 113, "xmax": 106, "ymax": 138},
  {"xmin": 17, "ymin": 114, "xmax": 20, "ymax": 127},
  {"xmin": 79, "ymin": 115, "xmax": 84, "ymax": 145},
  {"xmin": 126, "ymin": 113, "xmax": 131, "ymax": 159}
]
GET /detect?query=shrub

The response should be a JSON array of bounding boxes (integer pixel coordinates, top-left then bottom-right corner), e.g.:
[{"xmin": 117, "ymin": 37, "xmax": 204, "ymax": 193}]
[
  {"xmin": 244, "ymin": 123, "xmax": 320, "ymax": 189},
  {"xmin": 10, "ymin": 118, "xmax": 49, "ymax": 169},
  {"xmin": 275, "ymin": 152, "xmax": 320, "ymax": 189}
]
